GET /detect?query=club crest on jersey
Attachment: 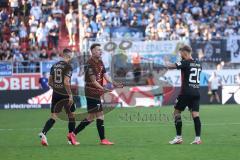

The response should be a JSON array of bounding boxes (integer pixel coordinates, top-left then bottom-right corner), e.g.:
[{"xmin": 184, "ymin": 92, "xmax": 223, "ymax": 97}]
[{"xmin": 176, "ymin": 62, "xmax": 181, "ymax": 66}]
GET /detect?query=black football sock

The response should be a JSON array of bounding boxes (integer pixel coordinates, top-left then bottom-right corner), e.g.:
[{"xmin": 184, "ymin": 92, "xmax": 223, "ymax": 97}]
[
  {"xmin": 68, "ymin": 117, "xmax": 76, "ymax": 133},
  {"xmin": 42, "ymin": 118, "xmax": 56, "ymax": 135},
  {"xmin": 193, "ymin": 117, "xmax": 201, "ymax": 137},
  {"xmin": 96, "ymin": 119, "xmax": 105, "ymax": 140},
  {"xmin": 74, "ymin": 118, "xmax": 91, "ymax": 135},
  {"xmin": 175, "ymin": 115, "xmax": 182, "ymax": 136}
]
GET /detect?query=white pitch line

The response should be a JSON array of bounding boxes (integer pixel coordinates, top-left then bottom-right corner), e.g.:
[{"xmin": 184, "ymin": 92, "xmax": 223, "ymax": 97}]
[{"xmin": 0, "ymin": 122, "xmax": 240, "ymax": 132}]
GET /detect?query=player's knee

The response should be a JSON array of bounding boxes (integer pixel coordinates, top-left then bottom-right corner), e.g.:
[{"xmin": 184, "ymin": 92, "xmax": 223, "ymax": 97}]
[
  {"xmin": 95, "ymin": 111, "xmax": 104, "ymax": 120},
  {"xmin": 191, "ymin": 112, "xmax": 199, "ymax": 118},
  {"xmin": 67, "ymin": 113, "xmax": 75, "ymax": 119},
  {"xmin": 96, "ymin": 114, "xmax": 104, "ymax": 120},
  {"xmin": 174, "ymin": 113, "xmax": 182, "ymax": 122},
  {"xmin": 173, "ymin": 109, "xmax": 181, "ymax": 117},
  {"xmin": 87, "ymin": 113, "xmax": 95, "ymax": 121},
  {"xmin": 51, "ymin": 113, "xmax": 58, "ymax": 120}
]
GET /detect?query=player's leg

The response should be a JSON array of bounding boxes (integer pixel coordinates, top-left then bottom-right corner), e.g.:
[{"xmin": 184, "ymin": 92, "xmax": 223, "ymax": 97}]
[
  {"xmin": 169, "ymin": 95, "xmax": 186, "ymax": 144},
  {"xmin": 73, "ymin": 113, "xmax": 94, "ymax": 135},
  {"xmin": 73, "ymin": 97, "xmax": 98, "ymax": 136},
  {"xmin": 67, "ymin": 111, "xmax": 80, "ymax": 145},
  {"xmin": 39, "ymin": 92, "xmax": 64, "ymax": 146},
  {"xmin": 189, "ymin": 96, "xmax": 202, "ymax": 144},
  {"xmin": 68, "ymin": 113, "xmax": 94, "ymax": 145},
  {"xmin": 65, "ymin": 102, "xmax": 76, "ymax": 134},
  {"xmin": 39, "ymin": 113, "xmax": 58, "ymax": 146},
  {"xmin": 210, "ymin": 90, "xmax": 214, "ymax": 103},
  {"xmin": 95, "ymin": 111, "xmax": 114, "ymax": 145},
  {"xmin": 190, "ymin": 111, "xmax": 202, "ymax": 144},
  {"xmin": 169, "ymin": 109, "xmax": 183, "ymax": 144},
  {"xmin": 41, "ymin": 113, "xmax": 58, "ymax": 135},
  {"xmin": 215, "ymin": 91, "xmax": 220, "ymax": 103}
]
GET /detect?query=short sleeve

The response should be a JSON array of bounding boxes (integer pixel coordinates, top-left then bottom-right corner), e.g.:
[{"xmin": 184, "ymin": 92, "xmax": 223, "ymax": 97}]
[
  {"xmin": 175, "ymin": 61, "xmax": 188, "ymax": 70},
  {"xmin": 50, "ymin": 66, "xmax": 54, "ymax": 75},
  {"xmin": 64, "ymin": 65, "xmax": 72, "ymax": 77},
  {"xmin": 86, "ymin": 64, "xmax": 95, "ymax": 76}
]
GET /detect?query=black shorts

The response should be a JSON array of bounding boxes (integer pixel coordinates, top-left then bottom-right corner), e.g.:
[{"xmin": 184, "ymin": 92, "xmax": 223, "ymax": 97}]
[
  {"xmin": 86, "ymin": 97, "xmax": 103, "ymax": 113},
  {"xmin": 211, "ymin": 90, "xmax": 218, "ymax": 95},
  {"xmin": 51, "ymin": 92, "xmax": 76, "ymax": 113},
  {"xmin": 174, "ymin": 95, "xmax": 200, "ymax": 112}
]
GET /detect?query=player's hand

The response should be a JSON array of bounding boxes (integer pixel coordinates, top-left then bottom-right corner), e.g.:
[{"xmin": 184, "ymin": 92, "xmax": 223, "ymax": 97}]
[
  {"xmin": 68, "ymin": 95, "xmax": 74, "ymax": 106},
  {"xmin": 48, "ymin": 82, "xmax": 53, "ymax": 88},
  {"xmin": 113, "ymin": 82, "xmax": 124, "ymax": 88},
  {"xmin": 103, "ymin": 87, "xmax": 113, "ymax": 93}
]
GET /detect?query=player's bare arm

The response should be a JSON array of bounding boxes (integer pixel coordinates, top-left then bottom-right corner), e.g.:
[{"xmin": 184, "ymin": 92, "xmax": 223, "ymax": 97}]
[
  {"xmin": 103, "ymin": 73, "xmax": 123, "ymax": 88},
  {"xmin": 64, "ymin": 76, "xmax": 73, "ymax": 105},
  {"xmin": 89, "ymin": 74, "xmax": 111, "ymax": 92},
  {"xmin": 165, "ymin": 63, "xmax": 177, "ymax": 70},
  {"xmin": 48, "ymin": 75, "xmax": 53, "ymax": 87}
]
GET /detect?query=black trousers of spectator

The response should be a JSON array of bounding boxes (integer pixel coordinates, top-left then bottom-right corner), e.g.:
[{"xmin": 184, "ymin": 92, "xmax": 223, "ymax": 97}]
[{"xmin": 49, "ymin": 36, "xmax": 59, "ymax": 48}]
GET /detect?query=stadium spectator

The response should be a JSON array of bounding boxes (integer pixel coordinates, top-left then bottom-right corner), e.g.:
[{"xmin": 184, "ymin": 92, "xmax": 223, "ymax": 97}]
[
  {"xmin": 29, "ymin": 15, "xmax": 39, "ymax": 34},
  {"xmin": 49, "ymin": 47, "xmax": 58, "ymax": 60},
  {"xmin": 45, "ymin": 15, "xmax": 58, "ymax": 31},
  {"xmin": 28, "ymin": 49, "xmax": 38, "ymax": 73},
  {"xmin": 96, "ymin": 22, "xmax": 110, "ymax": 42},
  {"xmin": 39, "ymin": 72, "xmax": 50, "ymax": 90},
  {"xmin": 19, "ymin": 0, "xmax": 31, "ymax": 19},
  {"xmin": 4, "ymin": 50, "xmax": 13, "ymax": 61},
  {"xmin": 41, "ymin": 0, "xmax": 52, "ymax": 21},
  {"xmin": 83, "ymin": 20, "xmax": 93, "ymax": 39},
  {"xmin": 30, "ymin": 2, "xmax": 42, "ymax": 21},
  {"xmin": 36, "ymin": 22, "xmax": 49, "ymax": 48},
  {"xmin": 49, "ymin": 24, "xmax": 59, "ymax": 48},
  {"xmin": 9, "ymin": 0, "xmax": 19, "ymax": 16},
  {"xmin": 13, "ymin": 47, "xmax": 24, "ymax": 73},
  {"xmin": 0, "ymin": 8, "xmax": 9, "ymax": 23},
  {"xmin": 10, "ymin": 16, "xmax": 19, "ymax": 33},
  {"xmin": 65, "ymin": 7, "xmax": 77, "ymax": 46},
  {"xmin": 39, "ymin": 49, "xmax": 49, "ymax": 60},
  {"xmin": 51, "ymin": 5, "xmax": 64, "ymax": 24},
  {"xmin": 9, "ymin": 32, "xmax": 19, "ymax": 48},
  {"xmin": 18, "ymin": 21, "xmax": 28, "ymax": 42},
  {"xmin": 208, "ymin": 71, "xmax": 222, "ymax": 104},
  {"xmin": 29, "ymin": 46, "xmax": 40, "ymax": 61}
]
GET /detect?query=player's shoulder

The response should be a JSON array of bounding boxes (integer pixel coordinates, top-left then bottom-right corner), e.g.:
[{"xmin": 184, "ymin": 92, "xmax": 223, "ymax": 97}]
[
  {"xmin": 176, "ymin": 59, "xmax": 188, "ymax": 66},
  {"xmin": 86, "ymin": 57, "xmax": 94, "ymax": 64},
  {"xmin": 99, "ymin": 59, "xmax": 105, "ymax": 65},
  {"xmin": 190, "ymin": 59, "xmax": 201, "ymax": 67}
]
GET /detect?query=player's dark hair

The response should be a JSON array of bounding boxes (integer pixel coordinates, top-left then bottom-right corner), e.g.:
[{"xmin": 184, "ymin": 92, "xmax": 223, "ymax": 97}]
[
  {"xmin": 179, "ymin": 45, "xmax": 192, "ymax": 54},
  {"xmin": 63, "ymin": 48, "xmax": 72, "ymax": 57},
  {"xmin": 90, "ymin": 43, "xmax": 101, "ymax": 51}
]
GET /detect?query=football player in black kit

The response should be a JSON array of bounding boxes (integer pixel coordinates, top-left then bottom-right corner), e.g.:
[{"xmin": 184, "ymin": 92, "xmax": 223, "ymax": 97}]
[
  {"xmin": 39, "ymin": 48, "xmax": 79, "ymax": 146},
  {"xmin": 165, "ymin": 45, "xmax": 202, "ymax": 144}
]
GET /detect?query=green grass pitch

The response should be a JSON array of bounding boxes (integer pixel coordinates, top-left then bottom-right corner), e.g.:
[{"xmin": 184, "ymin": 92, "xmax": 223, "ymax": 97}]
[{"xmin": 0, "ymin": 104, "xmax": 240, "ymax": 160}]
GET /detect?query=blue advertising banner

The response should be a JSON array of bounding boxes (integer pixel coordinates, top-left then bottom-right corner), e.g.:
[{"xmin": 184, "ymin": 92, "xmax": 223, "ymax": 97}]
[
  {"xmin": 41, "ymin": 61, "xmax": 56, "ymax": 74},
  {"xmin": 110, "ymin": 27, "xmax": 145, "ymax": 39},
  {"xmin": 0, "ymin": 62, "xmax": 12, "ymax": 76}
]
